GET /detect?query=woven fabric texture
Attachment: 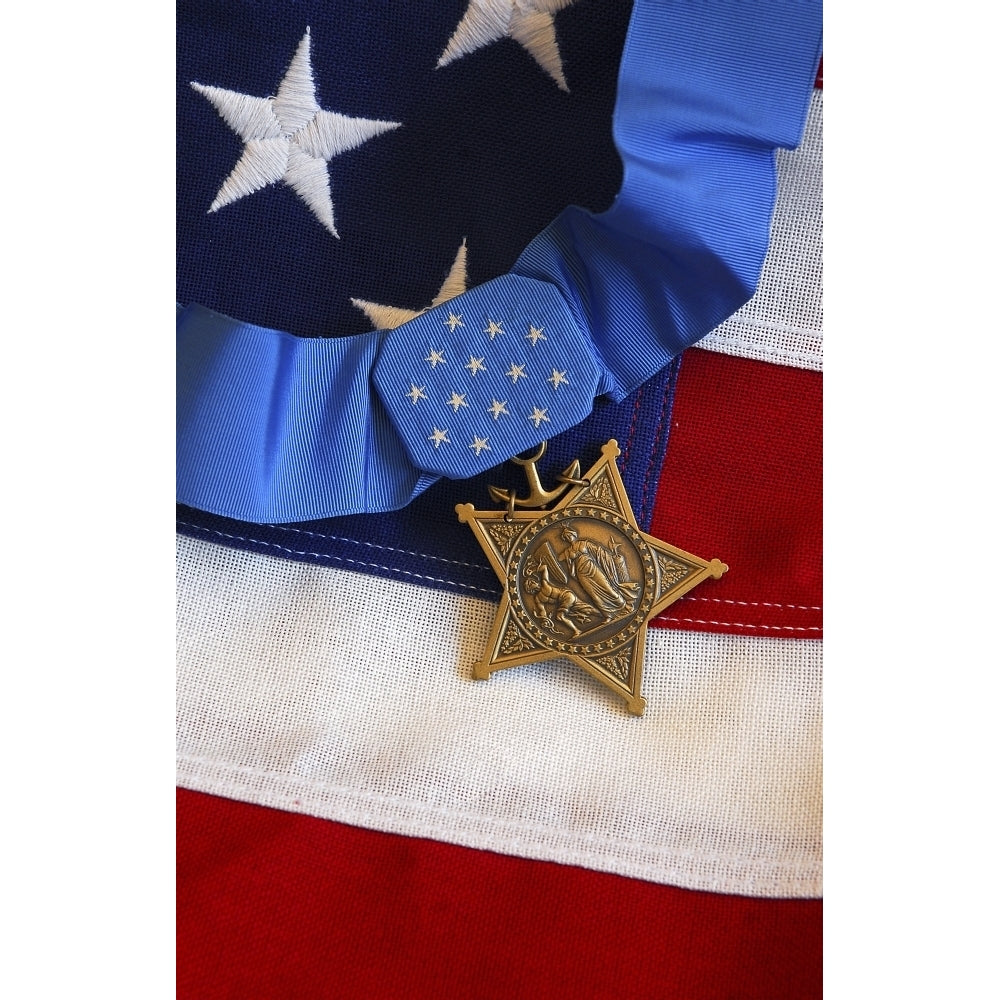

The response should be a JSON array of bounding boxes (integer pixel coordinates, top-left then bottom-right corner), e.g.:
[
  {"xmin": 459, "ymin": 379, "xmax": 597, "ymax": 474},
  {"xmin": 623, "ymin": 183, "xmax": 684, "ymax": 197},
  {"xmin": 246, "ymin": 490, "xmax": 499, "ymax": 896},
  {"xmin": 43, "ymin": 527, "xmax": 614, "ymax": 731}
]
[
  {"xmin": 177, "ymin": 532, "xmax": 822, "ymax": 897},
  {"xmin": 699, "ymin": 89, "xmax": 823, "ymax": 371},
  {"xmin": 178, "ymin": 786, "xmax": 823, "ymax": 1000}
]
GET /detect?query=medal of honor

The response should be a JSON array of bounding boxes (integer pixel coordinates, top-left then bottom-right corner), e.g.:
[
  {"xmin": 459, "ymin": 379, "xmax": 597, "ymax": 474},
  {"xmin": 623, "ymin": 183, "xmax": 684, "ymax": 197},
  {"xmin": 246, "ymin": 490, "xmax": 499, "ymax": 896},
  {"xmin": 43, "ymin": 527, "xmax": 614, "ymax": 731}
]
[{"xmin": 457, "ymin": 439, "xmax": 727, "ymax": 715}]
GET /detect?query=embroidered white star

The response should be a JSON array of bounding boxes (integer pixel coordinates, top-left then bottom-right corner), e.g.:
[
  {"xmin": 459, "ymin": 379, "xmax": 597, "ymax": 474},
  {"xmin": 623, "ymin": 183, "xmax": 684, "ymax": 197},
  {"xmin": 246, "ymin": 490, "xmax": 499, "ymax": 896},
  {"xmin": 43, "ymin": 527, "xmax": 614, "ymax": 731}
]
[
  {"xmin": 527, "ymin": 407, "xmax": 550, "ymax": 428},
  {"xmin": 469, "ymin": 436, "xmax": 491, "ymax": 456},
  {"xmin": 446, "ymin": 392, "xmax": 469, "ymax": 412},
  {"xmin": 428, "ymin": 428, "xmax": 450, "ymax": 448},
  {"xmin": 487, "ymin": 399, "xmax": 509, "ymax": 419},
  {"xmin": 484, "ymin": 320, "xmax": 505, "ymax": 340},
  {"xmin": 353, "ymin": 241, "xmax": 469, "ymax": 331},
  {"xmin": 407, "ymin": 384, "xmax": 428, "ymax": 404},
  {"xmin": 466, "ymin": 356, "xmax": 487, "ymax": 375},
  {"xmin": 190, "ymin": 29, "xmax": 400, "ymax": 237},
  {"xmin": 424, "ymin": 349, "xmax": 447, "ymax": 368},
  {"xmin": 437, "ymin": 0, "xmax": 580, "ymax": 92},
  {"xmin": 506, "ymin": 363, "xmax": 527, "ymax": 383},
  {"xmin": 444, "ymin": 313, "xmax": 465, "ymax": 332},
  {"xmin": 547, "ymin": 368, "xmax": 569, "ymax": 390},
  {"xmin": 526, "ymin": 324, "xmax": 546, "ymax": 346}
]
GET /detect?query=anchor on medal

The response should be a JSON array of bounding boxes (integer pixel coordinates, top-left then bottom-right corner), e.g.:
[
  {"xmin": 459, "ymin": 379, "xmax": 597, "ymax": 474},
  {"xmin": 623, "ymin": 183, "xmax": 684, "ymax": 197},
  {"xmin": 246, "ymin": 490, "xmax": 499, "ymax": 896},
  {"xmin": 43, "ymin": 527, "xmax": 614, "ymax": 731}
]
[
  {"xmin": 457, "ymin": 439, "xmax": 728, "ymax": 716},
  {"xmin": 487, "ymin": 441, "xmax": 585, "ymax": 515}
]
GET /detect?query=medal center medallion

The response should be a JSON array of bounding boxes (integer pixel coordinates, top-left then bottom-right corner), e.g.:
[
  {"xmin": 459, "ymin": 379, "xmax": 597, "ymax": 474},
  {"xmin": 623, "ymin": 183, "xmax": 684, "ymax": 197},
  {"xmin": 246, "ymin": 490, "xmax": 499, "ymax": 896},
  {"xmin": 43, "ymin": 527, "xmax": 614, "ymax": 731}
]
[{"xmin": 508, "ymin": 507, "xmax": 656, "ymax": 657}]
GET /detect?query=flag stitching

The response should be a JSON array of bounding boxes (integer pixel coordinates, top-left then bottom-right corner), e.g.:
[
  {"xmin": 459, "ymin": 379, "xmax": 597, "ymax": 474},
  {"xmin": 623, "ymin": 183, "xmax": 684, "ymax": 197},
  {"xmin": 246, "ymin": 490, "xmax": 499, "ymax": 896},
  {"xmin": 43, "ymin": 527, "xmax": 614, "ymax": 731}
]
[{"xmin": 177, "ymin": 522, "xmax": 499, "ymax": 595}]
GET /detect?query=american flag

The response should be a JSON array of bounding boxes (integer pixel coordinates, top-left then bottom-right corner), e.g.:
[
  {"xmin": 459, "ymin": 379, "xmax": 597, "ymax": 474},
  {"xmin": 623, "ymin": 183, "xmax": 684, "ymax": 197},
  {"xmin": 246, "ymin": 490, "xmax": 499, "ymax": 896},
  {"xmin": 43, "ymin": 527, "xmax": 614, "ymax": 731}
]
[{"xmin": 177, "ymin": 2, "xmax": 823, "ymax": 995}]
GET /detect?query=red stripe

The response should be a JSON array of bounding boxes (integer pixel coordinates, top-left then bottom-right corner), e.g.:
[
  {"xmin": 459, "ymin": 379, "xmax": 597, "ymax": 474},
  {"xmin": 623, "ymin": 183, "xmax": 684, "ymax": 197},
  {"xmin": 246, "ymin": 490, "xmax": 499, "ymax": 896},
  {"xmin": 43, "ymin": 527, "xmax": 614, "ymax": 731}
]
[
  {"xmin": 178, "ymin": 788, "xmax": 822, "ymax": 999},
  {"xmin": 649, "ymin": 349, "xmax": 822, "ymax": 637}
]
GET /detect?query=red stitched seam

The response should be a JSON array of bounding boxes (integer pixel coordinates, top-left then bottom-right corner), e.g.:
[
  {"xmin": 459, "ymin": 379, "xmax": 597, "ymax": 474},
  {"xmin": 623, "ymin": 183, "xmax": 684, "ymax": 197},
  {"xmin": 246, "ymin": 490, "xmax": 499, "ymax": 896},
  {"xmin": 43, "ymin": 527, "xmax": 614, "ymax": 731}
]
[{"xmin": 620, "ymin": 381, "xmax": 644, "ymax": 474}]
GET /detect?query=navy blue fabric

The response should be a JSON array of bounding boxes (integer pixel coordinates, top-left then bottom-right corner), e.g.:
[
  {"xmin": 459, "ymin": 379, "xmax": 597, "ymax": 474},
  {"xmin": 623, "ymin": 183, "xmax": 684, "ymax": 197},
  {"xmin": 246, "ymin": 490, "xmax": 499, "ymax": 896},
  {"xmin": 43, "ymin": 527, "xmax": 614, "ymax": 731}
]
[
  {"xmin": 177, "ymin": 0, "xmax": 629, "ymax": 340},
  {"xmin": 177, "ymin": 0, "xmax": 820, "ymax": 523},
  {"xmin": 176, "ymin": 1, "xmax": 819, "ymax": 581},
  {"xmin": 176, "ymin": 358, "xmax": 682, "ymax": 599},
  {"xmin": 176, "ymin": 0, "xmax": 632, "ymax": 523},
  {"xmin": 178, "ymin": 0, "xmax": 645, "ymax": 567}
]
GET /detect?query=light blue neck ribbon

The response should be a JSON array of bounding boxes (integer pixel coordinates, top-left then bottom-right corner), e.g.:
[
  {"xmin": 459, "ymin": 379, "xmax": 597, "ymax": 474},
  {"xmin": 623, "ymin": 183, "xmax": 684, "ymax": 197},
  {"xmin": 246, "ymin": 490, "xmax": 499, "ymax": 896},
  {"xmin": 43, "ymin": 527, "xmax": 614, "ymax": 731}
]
[{"xmin": 178, "ymin": 0, "xmax": 822, "ymax": 523}]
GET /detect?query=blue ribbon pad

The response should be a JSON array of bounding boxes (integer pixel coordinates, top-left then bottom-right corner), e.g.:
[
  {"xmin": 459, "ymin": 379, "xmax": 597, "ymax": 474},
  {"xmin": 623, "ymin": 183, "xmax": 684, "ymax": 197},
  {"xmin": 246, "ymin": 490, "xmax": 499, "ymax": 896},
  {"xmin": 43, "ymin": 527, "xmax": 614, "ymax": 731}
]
[{"xmin": 373, "ymin": 275, "xmax": 601, "ymax": 479}]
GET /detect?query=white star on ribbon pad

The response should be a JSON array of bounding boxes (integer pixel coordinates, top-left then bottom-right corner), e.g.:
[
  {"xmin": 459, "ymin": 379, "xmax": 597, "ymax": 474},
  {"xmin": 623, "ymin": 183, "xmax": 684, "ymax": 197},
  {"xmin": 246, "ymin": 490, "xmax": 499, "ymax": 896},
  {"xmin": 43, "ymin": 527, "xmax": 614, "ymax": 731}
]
[{"xmin": 373, "ymin": 276, "xmax": 600, "ymax": 478}]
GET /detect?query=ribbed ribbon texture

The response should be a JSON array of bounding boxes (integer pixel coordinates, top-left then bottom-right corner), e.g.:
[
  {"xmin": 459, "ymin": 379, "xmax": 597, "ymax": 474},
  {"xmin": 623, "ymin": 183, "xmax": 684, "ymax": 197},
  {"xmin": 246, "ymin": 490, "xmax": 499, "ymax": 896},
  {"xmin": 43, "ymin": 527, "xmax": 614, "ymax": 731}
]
[{"xmin": 177, "ymin": 0, "xmax": 822, "ymax": 522}]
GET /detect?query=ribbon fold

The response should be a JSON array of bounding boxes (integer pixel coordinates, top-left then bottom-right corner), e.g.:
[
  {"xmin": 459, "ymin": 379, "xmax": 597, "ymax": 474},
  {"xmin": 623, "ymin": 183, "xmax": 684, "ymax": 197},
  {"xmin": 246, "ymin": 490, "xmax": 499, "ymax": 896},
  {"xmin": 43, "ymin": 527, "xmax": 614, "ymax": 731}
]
[{"xmin": 177, "ymin": 0, "xmax": 822, "ymax": 523}]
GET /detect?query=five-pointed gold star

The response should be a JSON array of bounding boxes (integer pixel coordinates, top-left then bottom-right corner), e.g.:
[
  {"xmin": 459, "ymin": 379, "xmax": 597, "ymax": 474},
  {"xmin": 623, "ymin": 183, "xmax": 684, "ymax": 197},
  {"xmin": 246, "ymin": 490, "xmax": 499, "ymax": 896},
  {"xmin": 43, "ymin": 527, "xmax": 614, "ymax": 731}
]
[
  {"xmin": 527, "ymin": 406, "xmax": 550, "ymax": 428},
  {"xmin": 455, "ymin": 439, "xmax": 729, "ymax": 716},
  {"xmin": 407, "ymin": 384, "xmax": 428, "ymax": 404},
  {"xmin": 526, "ymin": 325, "xmax": 546, "ymax": 346},
  {"xmin": 444, "ymin": 312, "xmax": 465, "ymax": 332},
  {"xmin": 506, "ymin": 363, "xmax": 527, "ymax": 383},
  {"xmin": 469, "ymin": 436, "xmax": 491, "ymax": 456},
  {"xmin": 424, "ymin": 349, "xmax": 446, "ymax": 368},
  {"xmin": 487, "ymin": 399, "xmax": 509, "ymax": 420},
  {"xmin": 484, "ymin": 320, "xmax": 505, "ymax": 340},
  {"xmin": 547, "ymin": 368, "xmax": 569, "ymax": 390},
  {"xmin": 466, "ymin": 356, "xmax": 487, "ymax": 376},
  {"xmin": 428, "ymin": 427, "xmax": 450, "ymax": 448},
  {"xmin": 446, "ymin": 392, "xmax": 469, "ymax": 412}
]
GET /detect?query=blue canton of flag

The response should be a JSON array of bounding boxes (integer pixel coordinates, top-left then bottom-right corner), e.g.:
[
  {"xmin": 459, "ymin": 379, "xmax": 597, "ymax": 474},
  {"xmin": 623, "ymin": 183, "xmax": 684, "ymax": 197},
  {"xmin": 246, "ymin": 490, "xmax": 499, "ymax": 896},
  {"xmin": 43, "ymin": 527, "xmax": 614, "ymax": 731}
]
[
  {"xmin": 176, "ymin": 0, "xmax": 674, "ymax": 590},
  {"xmin": 177, "ymin": 0, "xmax": 628, "ymax": 340}
]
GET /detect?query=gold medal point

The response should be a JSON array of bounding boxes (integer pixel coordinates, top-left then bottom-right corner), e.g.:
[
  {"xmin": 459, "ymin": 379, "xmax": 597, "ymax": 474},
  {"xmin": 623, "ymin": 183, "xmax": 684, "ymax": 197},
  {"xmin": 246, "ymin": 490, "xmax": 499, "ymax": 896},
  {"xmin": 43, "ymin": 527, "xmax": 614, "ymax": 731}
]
[
  {"xmin": 626, "ymin": 695, "xmax": 647, "ymax": 717},
  {"xmin": 458, "ymin": 439, "xmax": 727, "ymax": 716},
  {"xmin": 709, "ymin": 558, "xmax": 728, "ymax": 580}
]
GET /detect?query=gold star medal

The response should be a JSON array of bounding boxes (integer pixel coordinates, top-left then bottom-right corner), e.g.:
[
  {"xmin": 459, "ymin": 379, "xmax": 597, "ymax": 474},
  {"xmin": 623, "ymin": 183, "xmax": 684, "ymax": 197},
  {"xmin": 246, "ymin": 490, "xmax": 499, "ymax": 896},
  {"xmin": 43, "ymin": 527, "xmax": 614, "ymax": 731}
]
[{"xmin": 456, "ymin": 440, "xmax": 727, "ymax": 715}]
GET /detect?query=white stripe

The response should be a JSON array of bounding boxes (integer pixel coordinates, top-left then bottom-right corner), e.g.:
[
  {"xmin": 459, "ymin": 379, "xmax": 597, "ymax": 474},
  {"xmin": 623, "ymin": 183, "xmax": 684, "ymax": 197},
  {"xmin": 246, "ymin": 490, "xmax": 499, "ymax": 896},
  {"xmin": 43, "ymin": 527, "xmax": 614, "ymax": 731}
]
[
  {"xmin": 177, "ymin": 533, "xmax": 822, "ymax": 897},
  {"xmin": 699, "ymin": 89, "xmax": 823, "ymax": 371}
]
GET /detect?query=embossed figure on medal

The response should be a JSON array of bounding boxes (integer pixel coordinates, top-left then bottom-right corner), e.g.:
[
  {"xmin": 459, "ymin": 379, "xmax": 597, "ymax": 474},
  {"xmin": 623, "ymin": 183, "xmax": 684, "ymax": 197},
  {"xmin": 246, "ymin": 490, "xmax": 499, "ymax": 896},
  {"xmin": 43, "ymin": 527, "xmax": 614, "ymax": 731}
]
[{"xmin": 457, "ymin": 440, "xmax": 728, "ymax": 715}]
